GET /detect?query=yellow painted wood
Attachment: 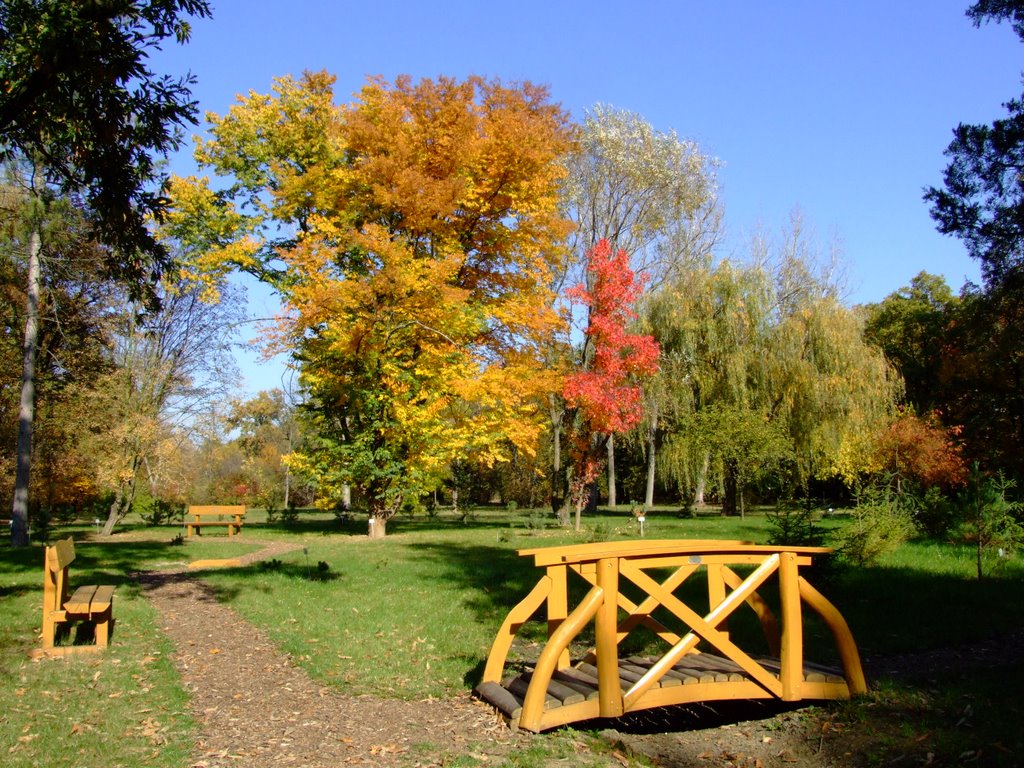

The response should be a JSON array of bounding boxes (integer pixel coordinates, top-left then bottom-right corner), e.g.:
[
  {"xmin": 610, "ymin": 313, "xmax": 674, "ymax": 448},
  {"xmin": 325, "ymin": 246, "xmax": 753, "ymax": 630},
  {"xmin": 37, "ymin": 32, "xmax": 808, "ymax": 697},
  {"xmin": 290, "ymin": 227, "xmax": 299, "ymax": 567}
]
[
  {"xmin": 621, "ymin": 556, "xmax": 783, "ymax": 694},
  {"xmin": 49, "ymin": 537, "xmax": 76, "ymax": 570},
  {"xmin": 545, "ymin": 565, "xmax": 570, "ymax": 669},
  {"xmin": 779, "ymin": 552, "xmax": 803, "ymax": 701},
  {"xmin": 185, "ymin": 505, "xmax": 246, "ymax": 537},
  {"xmin": 519, "ymin": 540, "xmax": 830, "ymax": 567},
  {"xmin": 798, "ymin": 576, "xmax": 868, "ymax": 695},
  {"xmin": 39, "ymin": 538, "xmax": 114, "ymax": 654},
  {"xmin": 518, "ymin": 585, "xmax": 604, "ymax": 732},
  {"xmin": 707, "ymin": 562, "xmax": 728, "ymax": 638},
  {"xmin": 188, "ymin": 558, "xmax": 243, "ymax": 569},
  {"xmin": 622, "ymin": 630, "xmax": 703, "ymax": 711},
  {"xmin": 721, "ymin": 566, "xmax": 781, "ymax": 656},
  {"xmin": 64, "ymin": 585, "xmax": 99, "ymax": 614},
  {"xmin": 594, "ymin": 557, "xmax": 622, "ymax": 718},
  {"xmin": 90, "ymin": 585, "xmax": 114, "ymax": 612},
  {"xmin": 478, "ymin": 540, "xmax": 866, "ymax": 731},
  {"xmin": 481, "ymin": 575, "xmax": 551, "ymax": 683},
  {"xmin": 613, "ymin": 564, "xmax": 696, "ymax": 646}
]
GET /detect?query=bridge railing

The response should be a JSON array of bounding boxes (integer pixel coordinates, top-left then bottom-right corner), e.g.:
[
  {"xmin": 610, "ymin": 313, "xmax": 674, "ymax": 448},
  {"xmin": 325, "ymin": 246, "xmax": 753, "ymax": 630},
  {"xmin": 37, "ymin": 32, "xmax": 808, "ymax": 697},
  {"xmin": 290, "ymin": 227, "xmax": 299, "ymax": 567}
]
[{"xmin": 479, "ymin": 539, "xmax": 866, "ymax": 732}]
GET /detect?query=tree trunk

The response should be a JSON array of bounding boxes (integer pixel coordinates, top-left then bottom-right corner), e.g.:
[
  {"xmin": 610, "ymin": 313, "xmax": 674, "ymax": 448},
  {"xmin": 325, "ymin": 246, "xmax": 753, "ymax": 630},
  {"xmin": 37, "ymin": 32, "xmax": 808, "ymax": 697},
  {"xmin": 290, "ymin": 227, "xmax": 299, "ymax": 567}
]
[
  {"xmin": 694, "ymin": 452, "xmax": 710, "ymax": 507},
  {"xmin": 644, "ymin": 402, "xmax": 658, "ymax": 509},
  {"xmin": 366, "ymin": 490, "xmax": 394, "ymax": 538},
  {"xmin": 368, "ymin": 515, "xmax": 387, "ymax": 539},
  {"xmin": 549, "ymin": 395, "xmax": 564, "ymax": 514},
  {"xmin": 10, "ymin": 229, "xmax": 41, "ymax": 547},
  {"xmin": 606, "ymin": 432, "xmax": 617, "ymax": 507},
  {"xmin": 102, "ymin": 457, "xmax": 139, "ymax": 536},
  {"xmin": 722, "ymin": 459, "xmax": 739, "ymax": 516},
  {"xmin": 556, "ymin": 464, "xmax": 572, "ymax": 527}
]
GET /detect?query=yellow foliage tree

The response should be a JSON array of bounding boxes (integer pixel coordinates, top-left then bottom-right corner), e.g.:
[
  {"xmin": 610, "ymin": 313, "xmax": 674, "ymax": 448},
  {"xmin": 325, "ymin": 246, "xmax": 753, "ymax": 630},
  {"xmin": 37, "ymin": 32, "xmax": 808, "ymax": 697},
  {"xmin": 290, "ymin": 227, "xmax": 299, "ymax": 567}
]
[{"xmin": 166, "ymin": 72, "xmax": 574, "ymax": 535}]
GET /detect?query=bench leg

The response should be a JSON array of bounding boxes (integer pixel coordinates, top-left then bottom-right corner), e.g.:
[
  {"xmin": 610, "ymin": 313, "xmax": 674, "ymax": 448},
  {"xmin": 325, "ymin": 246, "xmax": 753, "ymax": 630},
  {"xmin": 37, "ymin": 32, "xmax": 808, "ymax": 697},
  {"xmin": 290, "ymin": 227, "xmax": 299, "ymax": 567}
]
[
  {"xmin": 94, "ymin": 612, "xmax": 112, "ymax": 647},
  {"xmin": 42, "ymin": 613, "xmax": 56, "ymax": 650}
]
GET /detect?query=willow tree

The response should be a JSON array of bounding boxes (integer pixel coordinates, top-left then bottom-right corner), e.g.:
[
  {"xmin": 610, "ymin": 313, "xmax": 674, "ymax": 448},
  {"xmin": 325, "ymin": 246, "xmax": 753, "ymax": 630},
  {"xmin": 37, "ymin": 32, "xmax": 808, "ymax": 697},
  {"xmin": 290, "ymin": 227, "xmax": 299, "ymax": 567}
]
[
  {"xmin": 646, "ymin": 230, "xmax": 898, "ymax": 512},
  {"xmin": 556, "ymin": 106, "xmax": 720, "ymax": 508},
  {"xmin": 645, "ymin": 259, "xmax": 775, "ymax": 510},
  {"xmin": 167, "ymin": 73, "xmax": 573, "ymax": 536}
]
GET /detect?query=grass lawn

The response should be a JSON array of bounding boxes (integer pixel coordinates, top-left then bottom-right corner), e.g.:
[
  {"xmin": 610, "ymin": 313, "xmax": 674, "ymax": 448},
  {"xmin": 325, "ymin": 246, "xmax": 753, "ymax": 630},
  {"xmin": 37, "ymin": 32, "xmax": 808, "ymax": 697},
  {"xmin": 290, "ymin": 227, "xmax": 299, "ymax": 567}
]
[{"xmin": 2, "ymin": 505, "xmax": 1023, "ymax": 766}]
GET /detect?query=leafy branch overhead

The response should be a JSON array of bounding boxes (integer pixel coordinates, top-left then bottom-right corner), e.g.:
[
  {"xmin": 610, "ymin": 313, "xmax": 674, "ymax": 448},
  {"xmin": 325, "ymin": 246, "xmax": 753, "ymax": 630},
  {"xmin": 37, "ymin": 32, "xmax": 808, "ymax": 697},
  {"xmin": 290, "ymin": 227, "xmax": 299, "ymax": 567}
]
[{"xmin": 0, "ymin": 0, "xmax": 213, "ymax": 287}]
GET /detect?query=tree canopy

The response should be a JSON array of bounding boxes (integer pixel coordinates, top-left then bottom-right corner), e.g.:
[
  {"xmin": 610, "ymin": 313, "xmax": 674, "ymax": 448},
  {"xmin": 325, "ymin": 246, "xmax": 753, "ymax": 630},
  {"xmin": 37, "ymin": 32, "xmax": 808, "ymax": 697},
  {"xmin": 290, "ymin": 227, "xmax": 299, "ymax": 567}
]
[
  {"xmin": 167, "ymin": 72, "xmax": 575, "ymax": 535},
  {"xmin": 0, "ymin": 0, "xmax": 212, "ymax": 287},
  {"xmin": 924, "ymin": 0, "xmax": 1024, "ymax": 288}
]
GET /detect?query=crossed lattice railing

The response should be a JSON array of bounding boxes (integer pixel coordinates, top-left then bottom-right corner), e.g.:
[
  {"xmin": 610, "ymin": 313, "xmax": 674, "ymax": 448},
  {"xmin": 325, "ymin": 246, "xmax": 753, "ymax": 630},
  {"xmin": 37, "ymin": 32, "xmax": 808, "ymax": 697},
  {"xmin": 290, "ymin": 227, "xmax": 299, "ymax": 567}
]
[{"xmin": 476, "ymin": 539, "xmax": 867, "ymax": 732}]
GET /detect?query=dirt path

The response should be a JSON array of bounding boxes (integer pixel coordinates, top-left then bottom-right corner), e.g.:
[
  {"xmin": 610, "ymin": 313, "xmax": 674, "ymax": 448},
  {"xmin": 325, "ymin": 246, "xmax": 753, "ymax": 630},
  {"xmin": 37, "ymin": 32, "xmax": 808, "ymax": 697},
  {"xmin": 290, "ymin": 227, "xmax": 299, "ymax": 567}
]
[{"xmin": 138, "ymin": 540, "xmax": 525, "ymax": 768}]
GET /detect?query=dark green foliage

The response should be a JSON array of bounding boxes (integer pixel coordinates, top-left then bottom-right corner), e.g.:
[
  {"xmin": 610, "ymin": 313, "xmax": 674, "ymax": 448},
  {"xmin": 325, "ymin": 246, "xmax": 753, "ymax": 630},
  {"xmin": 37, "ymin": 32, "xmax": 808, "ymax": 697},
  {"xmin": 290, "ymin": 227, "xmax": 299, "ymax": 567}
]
[
  {"xmin": 913, "ymin": 485, "xmax": 960, "ymax": 538},
  {"xmin": 0, "ymin": 0, "xmax": 212, "ymax": 296},
  {"xmin": 766, "ymin": 498, "xmax": 822, "ymax": 547},
  {"xmin": 136, "ymin": 496, "xmax": 180, "ymax": 527},
  {"xmin": 924, "ymin": 1, "xmax": 1024, "ymax": 289},
  {"xmin": 862, "ymin": 271, "xmax": 957, "ymax": 414},
  {"xmin": 835, "ymin": 480, "xmax": 916, "ymax": 566},
  {"xmin": 957, "ymin": 464, "xmax": 1024, "ymax": 578}
]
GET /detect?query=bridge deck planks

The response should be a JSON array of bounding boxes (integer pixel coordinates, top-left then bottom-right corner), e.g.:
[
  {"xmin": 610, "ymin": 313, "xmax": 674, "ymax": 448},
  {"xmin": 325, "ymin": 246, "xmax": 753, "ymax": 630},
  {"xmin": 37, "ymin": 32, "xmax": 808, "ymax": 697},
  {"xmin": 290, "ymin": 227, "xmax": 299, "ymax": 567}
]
[{"xmin": 477, "ymin": 653, "xmax": 845, "ymax": 727}]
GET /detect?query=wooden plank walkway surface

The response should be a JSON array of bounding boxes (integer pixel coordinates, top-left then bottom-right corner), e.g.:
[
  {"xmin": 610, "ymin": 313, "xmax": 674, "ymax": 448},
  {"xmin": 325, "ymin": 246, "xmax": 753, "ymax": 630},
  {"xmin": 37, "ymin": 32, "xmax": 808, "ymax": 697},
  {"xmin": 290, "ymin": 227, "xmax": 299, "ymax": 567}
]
[{"xmin": 477, "ymin": 652, "xmax": 847, "ymax": 727}]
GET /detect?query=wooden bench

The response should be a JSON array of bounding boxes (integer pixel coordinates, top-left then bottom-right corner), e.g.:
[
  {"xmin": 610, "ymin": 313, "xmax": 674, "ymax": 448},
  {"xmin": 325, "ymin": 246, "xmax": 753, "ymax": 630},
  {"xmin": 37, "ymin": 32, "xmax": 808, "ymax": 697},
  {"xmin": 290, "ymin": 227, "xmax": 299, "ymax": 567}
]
[
  {"xmin": 186, "ymin": 505, "xmax": 246, "ymax": 537},
  {"xmin": 35, "ymin": 537, "xmax": 115, "ymax": 657}
]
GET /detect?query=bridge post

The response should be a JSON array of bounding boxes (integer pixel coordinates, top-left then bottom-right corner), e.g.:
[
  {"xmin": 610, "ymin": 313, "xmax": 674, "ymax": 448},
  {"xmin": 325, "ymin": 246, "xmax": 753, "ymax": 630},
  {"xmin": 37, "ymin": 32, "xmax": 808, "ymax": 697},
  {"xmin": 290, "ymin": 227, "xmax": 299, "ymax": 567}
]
[
  {"xmin": 779, "ymin": 551, "xmax": 803, "ymax": 700},
  {"xmin": 595, "ymin": 556, "xmax": 623, "ymax": 717},
  {"xmin": 546, "ymin": 565, "xmax": 570, "ymax": 669}
]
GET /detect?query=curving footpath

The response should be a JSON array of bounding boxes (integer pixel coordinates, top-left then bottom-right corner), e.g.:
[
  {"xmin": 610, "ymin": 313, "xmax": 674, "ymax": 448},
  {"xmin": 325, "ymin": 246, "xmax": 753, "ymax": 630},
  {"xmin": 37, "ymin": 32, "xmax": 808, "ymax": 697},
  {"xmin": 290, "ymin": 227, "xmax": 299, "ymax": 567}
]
[{"xmin": 138, "ymin": 540, "xmax": 520, "ymax": 767}]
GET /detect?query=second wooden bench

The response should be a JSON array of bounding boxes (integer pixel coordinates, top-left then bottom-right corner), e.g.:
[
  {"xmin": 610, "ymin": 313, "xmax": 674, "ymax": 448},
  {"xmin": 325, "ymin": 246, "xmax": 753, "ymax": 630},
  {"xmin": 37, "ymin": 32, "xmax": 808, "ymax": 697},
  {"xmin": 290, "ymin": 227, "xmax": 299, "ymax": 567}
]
[{"xmin": 186, "ymin": 505, "xmax": 246, "ymax": 537}]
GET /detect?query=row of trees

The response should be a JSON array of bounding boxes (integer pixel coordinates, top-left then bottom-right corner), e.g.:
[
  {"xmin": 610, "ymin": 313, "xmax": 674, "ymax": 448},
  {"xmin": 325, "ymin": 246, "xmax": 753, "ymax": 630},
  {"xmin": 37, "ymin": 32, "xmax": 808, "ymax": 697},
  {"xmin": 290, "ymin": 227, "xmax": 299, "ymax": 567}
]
[
  {"xmin": 159, "ymin": 72, "xmax": 916, "ymax": 537},
  {"xmin": 2, "ymin": 1, "xmax": 1022, "ymax": 547}
]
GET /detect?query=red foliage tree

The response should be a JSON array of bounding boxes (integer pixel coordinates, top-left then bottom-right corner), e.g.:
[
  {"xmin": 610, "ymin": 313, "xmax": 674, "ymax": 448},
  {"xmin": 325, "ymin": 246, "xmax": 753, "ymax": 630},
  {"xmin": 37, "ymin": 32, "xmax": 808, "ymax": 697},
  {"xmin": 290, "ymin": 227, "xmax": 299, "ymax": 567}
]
[
  {"xmin": 874, "ymin": 411, "xmax": 969, "ymax": 491},
  {"xmin": 563, "ymin": 239, "xmax": 660, "ymax": 527}
]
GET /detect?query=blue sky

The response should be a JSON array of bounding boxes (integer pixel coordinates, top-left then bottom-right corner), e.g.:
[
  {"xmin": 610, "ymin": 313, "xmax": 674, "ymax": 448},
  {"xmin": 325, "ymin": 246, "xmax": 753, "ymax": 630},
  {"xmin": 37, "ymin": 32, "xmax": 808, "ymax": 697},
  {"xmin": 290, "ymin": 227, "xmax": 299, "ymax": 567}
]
[{"xmin": 151, "ymin": 1, "xmax": 1022, "ymax": 394}]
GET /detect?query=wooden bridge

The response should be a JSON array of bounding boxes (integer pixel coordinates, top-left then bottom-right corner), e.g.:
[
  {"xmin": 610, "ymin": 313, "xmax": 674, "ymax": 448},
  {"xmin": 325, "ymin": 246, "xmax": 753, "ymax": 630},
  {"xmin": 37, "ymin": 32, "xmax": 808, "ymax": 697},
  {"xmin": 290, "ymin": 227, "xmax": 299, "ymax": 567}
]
[{"xmin": 475, "ymin": 539, "xmax": 867, "ymax": 732}]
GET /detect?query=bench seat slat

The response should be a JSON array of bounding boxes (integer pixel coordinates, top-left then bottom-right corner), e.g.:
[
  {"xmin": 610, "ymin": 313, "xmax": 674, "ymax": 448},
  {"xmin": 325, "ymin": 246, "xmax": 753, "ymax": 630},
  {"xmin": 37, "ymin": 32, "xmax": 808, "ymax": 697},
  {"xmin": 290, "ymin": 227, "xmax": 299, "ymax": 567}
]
[
  {"xmin": 90, "ymin": 585, "xmax": 115, "ymax": 613},
  {"xmin": 64, "ymin": 585, "xmax": 99, "ymax": 614}
]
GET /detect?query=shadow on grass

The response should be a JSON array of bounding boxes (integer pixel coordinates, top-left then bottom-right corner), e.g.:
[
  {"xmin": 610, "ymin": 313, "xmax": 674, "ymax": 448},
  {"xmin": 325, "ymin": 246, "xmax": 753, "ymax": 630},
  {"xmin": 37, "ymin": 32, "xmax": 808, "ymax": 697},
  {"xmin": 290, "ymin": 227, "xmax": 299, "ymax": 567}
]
[{"xmin": 0, "ymin": 536, "xmax": 194, "ymax": 591}]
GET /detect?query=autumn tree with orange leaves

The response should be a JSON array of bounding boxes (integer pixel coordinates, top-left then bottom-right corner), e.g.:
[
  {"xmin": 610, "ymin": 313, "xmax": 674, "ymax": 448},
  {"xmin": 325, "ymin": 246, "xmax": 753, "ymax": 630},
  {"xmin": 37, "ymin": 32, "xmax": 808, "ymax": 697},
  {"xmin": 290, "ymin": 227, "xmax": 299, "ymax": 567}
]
[
  {"xmin": 872, "ymin": 411, "xmax": 968, "ymax": 492},
  {"xmin": 165, "ymin": 72, "xmax": 574, "ymax": 536},
  {"xmin": 563, "ymin": 239, "xmax": 659, "ymax": 530}
]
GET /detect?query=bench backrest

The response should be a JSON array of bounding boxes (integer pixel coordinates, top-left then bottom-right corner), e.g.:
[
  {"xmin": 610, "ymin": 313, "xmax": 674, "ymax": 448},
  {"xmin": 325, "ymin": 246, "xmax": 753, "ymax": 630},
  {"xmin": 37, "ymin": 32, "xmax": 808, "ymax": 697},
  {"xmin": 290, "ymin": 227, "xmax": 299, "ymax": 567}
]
[
  {"xmin": 46, "ymin": 537, "xmax": 76, "ymax": 571},
  {"xmin": 188, "ymin": 505, "xmax": 246, "ymax": 518},
  {"xmin": 43, "ymin": 537, "xmax": 76, "ymax": 612}
]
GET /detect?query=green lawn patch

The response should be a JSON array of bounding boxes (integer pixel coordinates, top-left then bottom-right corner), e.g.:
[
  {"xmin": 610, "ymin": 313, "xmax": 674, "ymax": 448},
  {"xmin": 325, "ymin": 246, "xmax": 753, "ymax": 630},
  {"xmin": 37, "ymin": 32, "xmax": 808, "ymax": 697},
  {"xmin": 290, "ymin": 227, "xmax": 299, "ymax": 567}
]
[
  {"xmin": 2, "ymin": 508, "xmax": 1022, "ymax": 767},
  {"xmin": 0, "ymin": 538, "xmax": 198, "ymax": 768}
]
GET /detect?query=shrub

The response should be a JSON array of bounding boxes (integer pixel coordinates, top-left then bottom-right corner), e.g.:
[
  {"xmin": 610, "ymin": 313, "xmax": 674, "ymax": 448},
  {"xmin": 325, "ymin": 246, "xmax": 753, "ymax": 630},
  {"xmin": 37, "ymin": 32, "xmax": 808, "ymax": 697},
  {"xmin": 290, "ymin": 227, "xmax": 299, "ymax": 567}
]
[
  {"xmin": 835, "ymin": 482, "xmax": 915, "ymax": 566},
  {"xmin": 957, "ymin": 465, "xmax": 1024, "ymax": 579},
  {"xmin": 767, "ymin": 498, "xmax": 822, "ymax": 547}
]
